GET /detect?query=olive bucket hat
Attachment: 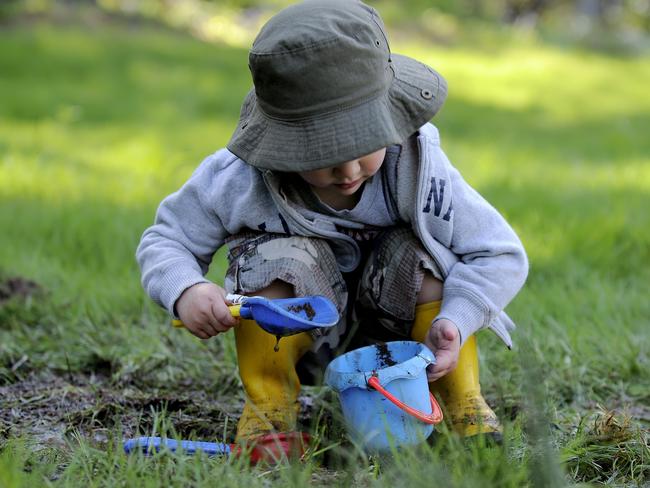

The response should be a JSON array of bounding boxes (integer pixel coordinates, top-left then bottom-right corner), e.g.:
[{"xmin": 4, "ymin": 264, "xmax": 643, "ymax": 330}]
[{"xmin": 227, "ymin": 0, "xmax": 447, "ymax": 172}]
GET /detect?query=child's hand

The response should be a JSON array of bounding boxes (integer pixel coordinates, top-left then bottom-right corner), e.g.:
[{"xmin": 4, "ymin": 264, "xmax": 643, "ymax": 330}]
[
  {"xmin": 175, "ymin": 283, "xmax": 239, "ymax": 339},
  {"xmin": 423, "ymin": 319, "xmax": 461, "ymax": 382}
]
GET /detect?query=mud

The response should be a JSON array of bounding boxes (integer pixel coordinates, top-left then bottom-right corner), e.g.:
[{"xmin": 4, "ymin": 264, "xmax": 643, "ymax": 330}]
[
  {"xmin": 375, "ymin": 342, "xmax": 397, "ymax": 367},
  {"xmin": 0, "ymin": 371, "xmax": 244, "ymax": 448},
  {"xmin": 0, "ymin": 371, "xmax": 327, "ymax": 451},
  {"xmin": 0, "ymin": 276, "xmax": 41, "ymax": 304},
  {"xmin": 287, "ymin": 303, "xmax": 316, "ymax": 321}
]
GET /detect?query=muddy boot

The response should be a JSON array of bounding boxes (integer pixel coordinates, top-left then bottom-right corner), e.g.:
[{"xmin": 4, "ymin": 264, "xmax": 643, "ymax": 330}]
[
  {"xmin": 234, "ymin": 318, "xmax": 313, "ymax": 442},
  {"xmin": 411, "ymin": 301, "xmax": 502, "ymax": 441}
]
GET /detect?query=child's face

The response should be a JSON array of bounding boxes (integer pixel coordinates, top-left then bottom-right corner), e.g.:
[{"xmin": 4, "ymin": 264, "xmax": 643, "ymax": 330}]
[{"xmin": 298, "ymin": 148, "xmax": 386, "ymax": 197}]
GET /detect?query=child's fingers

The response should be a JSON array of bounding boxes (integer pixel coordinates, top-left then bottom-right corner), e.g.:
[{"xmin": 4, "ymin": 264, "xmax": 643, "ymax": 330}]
[
  {"xmin": 426, "ymin": 362, "xmax": 449, "ymax": 382},
  {"xmin": 202, "ymin": 319, "xmax": 222, "ymax": 337},
  {"xmin": 182, "ymin": 307, "xmax": 221, "ymax": 337},
  {"xmin": 197, "ymin": 329, "xmax": 212, "ymax": 340},
  {"xmin": 440, "ymin": 322, "xmax": 457, "ymax": 342},
  {"xmin": 187, "ymin": 323, "xmax": 211, "ymax": 340},
  {"xmin": 425, "ymin": 338, "xmax": 459, "ymax": 381},
  {"xmin": 431, "ymin": 321, "xmax": 457, "ymax": 347},
  {"xmin": 210, "ymin": 302, "xmax": 238, "ymax": 330},
  {"xmin": 200, "ymin": 308, "xmax": 227, "ymax": 335},
  {"xmin": 427, "ymin": 361, "xmax": 455, "ymax": 381},
  {"xmin": 423, "ymin": 348, "xmax": 442, "ymax": 379}
]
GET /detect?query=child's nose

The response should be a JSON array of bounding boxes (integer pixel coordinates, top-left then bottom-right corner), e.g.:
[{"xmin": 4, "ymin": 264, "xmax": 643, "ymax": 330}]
[{"xmin": 335, "ymin": 160, "xmax": 360, "ymax": 180}]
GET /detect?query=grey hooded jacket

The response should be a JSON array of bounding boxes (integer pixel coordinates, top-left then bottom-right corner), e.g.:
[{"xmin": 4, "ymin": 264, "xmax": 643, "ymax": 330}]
[{"xmin": 137, "ymin": 123, "xmax": 528, "ymax": 347}]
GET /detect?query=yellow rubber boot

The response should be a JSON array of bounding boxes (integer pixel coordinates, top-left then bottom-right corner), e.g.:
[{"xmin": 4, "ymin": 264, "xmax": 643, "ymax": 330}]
[
  {"xmin": 411, "ymin": 301, "xmax": 502, "ymax": 439},
  {"xmin": 234, "ymin": 318, "xmax": 313, "ymax": 441}
]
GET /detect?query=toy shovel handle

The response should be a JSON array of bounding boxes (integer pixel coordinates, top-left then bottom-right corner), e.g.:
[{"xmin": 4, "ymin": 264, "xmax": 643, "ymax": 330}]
[
  {"xmin": 172, "ymin": 305, "xmax": 243, "ymax": 328},
  {"xmin": 367, "ymin": 375, "xmax": 443, "ymax": 425}
]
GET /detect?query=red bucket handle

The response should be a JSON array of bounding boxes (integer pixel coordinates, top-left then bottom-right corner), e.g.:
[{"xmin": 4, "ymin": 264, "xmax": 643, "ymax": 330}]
[{"xmin": 367, "ymin": 375, "xmax": 443, "ymax": 425}]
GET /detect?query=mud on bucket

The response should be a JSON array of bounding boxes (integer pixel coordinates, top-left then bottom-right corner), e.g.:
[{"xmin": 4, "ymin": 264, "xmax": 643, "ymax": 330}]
[{"xmin": 324, "ymin": 341, "xmax": 443, "ymax": 452}]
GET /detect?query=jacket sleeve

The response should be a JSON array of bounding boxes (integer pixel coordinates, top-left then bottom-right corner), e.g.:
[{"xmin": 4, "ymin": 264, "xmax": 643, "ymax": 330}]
[
  {"xmin": 136, "ymin": 155, "xmax": 230, "ymax": 316},
  {"xmin": 427, "ymin": 145, "xmax": 529, "ymax": 343}
]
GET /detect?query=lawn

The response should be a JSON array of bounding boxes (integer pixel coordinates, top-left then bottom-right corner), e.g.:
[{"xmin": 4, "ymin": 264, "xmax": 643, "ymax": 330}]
[{"xmin": 1, "ymin": 12, "xmax": 649, "ymax": 487}]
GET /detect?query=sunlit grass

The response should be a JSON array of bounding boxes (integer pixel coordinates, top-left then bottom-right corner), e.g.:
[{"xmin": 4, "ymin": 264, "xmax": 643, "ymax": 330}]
[{"xmin": 409, "ymin": 41, "xmax": 650, "ymax": 118}]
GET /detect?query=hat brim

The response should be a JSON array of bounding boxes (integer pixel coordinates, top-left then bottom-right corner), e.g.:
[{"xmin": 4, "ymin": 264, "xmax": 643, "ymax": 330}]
[{"xmin": 227, "ymin": 54, "xmax": 447, "ymax": 172}]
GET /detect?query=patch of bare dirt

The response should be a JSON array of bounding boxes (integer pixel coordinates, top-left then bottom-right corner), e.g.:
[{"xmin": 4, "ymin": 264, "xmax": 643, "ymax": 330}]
[
  {"xmin": 0, "ymin": 277, "xmax": 41, "ymax": 304},
  {"xmin": 0, "ymin": 371, "xmax": 334, "ymax": 453},
  {"xmin": 0, "ymin": 371, "xmax": 244, "ymax": 448}
]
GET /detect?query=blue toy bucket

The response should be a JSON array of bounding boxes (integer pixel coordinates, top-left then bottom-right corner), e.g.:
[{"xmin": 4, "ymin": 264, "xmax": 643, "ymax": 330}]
[{"xmin": 324, "ymin": 341, "xmax": 443, "ymax": 452}]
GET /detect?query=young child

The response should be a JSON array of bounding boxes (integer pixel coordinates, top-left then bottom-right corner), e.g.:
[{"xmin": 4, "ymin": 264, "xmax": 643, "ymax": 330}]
[{"xmin": 137, "ymin": 0, "xmax": 528, "ymax": 443}]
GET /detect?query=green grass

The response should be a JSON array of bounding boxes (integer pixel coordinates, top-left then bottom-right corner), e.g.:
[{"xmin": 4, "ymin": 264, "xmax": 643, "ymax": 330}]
[{"xmin": 1, "ymin": 13, "xmax": 649, "ymax": 487}]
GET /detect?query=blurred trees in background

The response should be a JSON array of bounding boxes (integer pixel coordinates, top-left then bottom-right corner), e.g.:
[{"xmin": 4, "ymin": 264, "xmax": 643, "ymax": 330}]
[
  {"xmin": 1, "ymin": 0, "xmax": 649, "ymax": 50},
  {"xmin": 365, "ymin": 0, "xmax": 650, "ymax": 30}
]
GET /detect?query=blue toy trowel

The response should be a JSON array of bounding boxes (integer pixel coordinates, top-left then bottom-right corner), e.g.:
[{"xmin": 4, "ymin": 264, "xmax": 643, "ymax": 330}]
[{"xmin": 172, "ymin": 293, "xmax": 339, "ymax": 336}]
